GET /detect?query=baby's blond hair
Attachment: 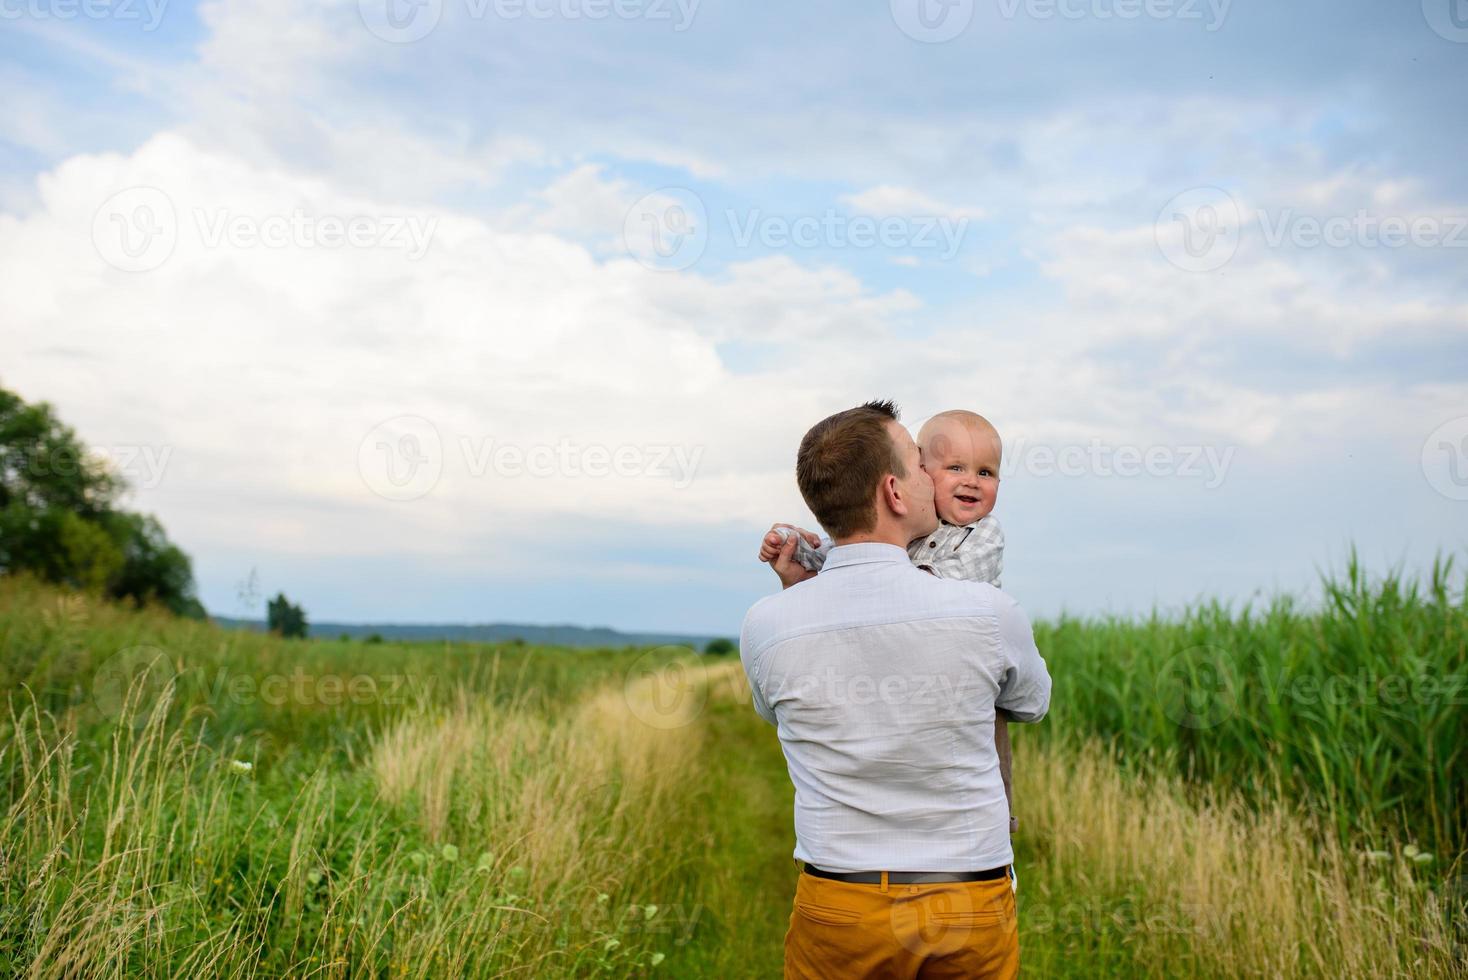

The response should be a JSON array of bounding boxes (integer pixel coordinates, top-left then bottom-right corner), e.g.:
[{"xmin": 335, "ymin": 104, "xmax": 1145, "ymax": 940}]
[{"xmin": 917, "ymin": 410, "xmax": 1002, "ymax": 462}]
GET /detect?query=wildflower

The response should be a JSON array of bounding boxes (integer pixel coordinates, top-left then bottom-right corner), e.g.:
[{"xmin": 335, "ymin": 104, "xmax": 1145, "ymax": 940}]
[
  {"xmin": 440, "ymin": 844, "xmax": 459, "ymax": 862},
  {"xmin": 650, "ymin": 952, "xmax": 666, "ymax": 967},
  {"xmin": 643, "ymin": 904, "xmax": 658, "ymax": 920},
  {"xmin": 596, "ymin": 893, "xmax": 610, "ymax": 905},
  {"xmin": 1365, "ymin": 850, "xmax": 1391, "ymax": 864},
  {"xmin": 229, "ymin": 760, "xmax": 253, "ymax": 773},
  {"xmin": 1412, "ymin": 852, "xmax": 1434, "ymax": 866},
  {"xmin": 1404, "ymin": 843, "xmax": 1420, "ymax": 858},
  {"xmin": 603, "ymin": 938, "xmax": 620, "ymax": 952}
]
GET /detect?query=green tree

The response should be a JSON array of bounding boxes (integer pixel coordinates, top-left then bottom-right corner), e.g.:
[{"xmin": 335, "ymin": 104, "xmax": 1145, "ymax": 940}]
[
  {"xmin": 704, "ymin": 637, "xmax": 736, "ymax": 656},
  {"xmin": 266, "ymin": 592, "xmax": 308, "ymax": 639},
  {"xmin": 0, "ymin": 385, "xmax": 204, "ymax": 618},
  {"xmin": 0, "ymin": 387, "xmax": 120, "ymax": 517}
]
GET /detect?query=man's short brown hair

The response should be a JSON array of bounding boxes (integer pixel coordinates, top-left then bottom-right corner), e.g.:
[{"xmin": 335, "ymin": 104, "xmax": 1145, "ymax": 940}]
[{"xmin": 796, "ymin": 399, "xmax": 906, "ymax": 539}]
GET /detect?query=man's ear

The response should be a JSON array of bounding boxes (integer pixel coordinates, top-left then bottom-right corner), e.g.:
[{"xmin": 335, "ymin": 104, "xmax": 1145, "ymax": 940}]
[{"xmin": 881, "ymin": 473, "xmax": 909, "ymax": 517}]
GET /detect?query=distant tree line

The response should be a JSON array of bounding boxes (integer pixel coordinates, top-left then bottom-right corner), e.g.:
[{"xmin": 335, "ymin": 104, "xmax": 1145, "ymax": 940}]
[{"xmin": 0, "ymin": 384, "xmax": 205, "ymax": 618}]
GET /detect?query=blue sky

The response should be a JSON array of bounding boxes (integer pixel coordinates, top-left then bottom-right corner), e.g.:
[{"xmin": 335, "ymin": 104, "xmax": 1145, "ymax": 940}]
[{"xmin": 2, "ymin": 0, "xmax": 1465, "ymax": 634}]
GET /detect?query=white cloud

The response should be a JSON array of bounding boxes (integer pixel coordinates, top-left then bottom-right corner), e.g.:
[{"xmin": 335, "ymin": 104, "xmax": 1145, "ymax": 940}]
[
  {"xmin": 841, "ymin": 185, "xmax": 987, "ymax": 220},
  {"xmin": 0, "ymin": 134, "xmax": 929, "ymax": 559},
  {"xmin": 505, "ymin": 163, "xmax": 640, "ymax": 252}
]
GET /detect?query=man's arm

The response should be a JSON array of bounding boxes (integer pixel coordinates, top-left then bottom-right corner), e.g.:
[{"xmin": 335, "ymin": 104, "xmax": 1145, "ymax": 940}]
[
  {"xmin": 993, "ymin": 591, "xmax": 1051, "ymax": 723},
  {"xmin": 993, "ymin": 710, "xmax": 1016, "ymax": 833},
  {"xmin": 738, "ymin": 612, "xmax": 778, "ymax": 726}
]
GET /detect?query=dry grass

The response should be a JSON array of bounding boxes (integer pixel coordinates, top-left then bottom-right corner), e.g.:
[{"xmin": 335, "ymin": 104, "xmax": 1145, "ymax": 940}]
[
  {"xmin": 361, "ymin": 658, "xmax": 749, "ymax": 969},
  {"xmin": 0, "ymin": 624, "xmax": 746, "ymax": 978},
  {"xmin": 1018, "ymin": 736, "xmax": 1466, "ymax": 978}
]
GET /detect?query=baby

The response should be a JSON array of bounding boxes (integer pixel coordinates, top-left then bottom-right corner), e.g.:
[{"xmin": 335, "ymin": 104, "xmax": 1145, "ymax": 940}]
[{"xmin": 757, "ymin": 409, "xmax": 1019, "ymax": 844}]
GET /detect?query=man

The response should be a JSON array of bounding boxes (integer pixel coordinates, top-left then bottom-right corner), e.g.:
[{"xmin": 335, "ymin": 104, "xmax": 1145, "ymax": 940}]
[{"xmin": 740, "ymin": 400, "xmax": 1052, "ymax": 979}]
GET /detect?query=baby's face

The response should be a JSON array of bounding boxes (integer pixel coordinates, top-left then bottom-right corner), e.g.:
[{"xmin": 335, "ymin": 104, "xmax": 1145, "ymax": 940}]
[{"xmin": 920, "ymin": 420, "xmax": 1001, "ymax": 526}]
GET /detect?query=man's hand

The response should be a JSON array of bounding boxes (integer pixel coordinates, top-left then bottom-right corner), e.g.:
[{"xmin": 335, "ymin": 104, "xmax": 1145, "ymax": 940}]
[
  {"xmin": 758, "ymin": 524, "xmax": 821, "ymax": 562},
  {"xmin": 759, "ymin": 523, "xmax": 819, "ymax": 589}
]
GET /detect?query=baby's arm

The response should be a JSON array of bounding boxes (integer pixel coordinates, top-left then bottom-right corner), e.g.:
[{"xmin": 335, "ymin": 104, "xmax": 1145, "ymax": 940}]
[
  {"xmin": 757, "ymin": 524, "xmax": 827, "ymax": 588},
  {"xmin": 770, "ymin": 527, "xmax": 831, "ymax": 572}
]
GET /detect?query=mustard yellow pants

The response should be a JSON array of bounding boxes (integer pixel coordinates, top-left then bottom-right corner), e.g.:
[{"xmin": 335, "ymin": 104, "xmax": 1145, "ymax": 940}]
[{"xmin": 784, "ymin": 870, "xmax": 1019, "ymax": 979}]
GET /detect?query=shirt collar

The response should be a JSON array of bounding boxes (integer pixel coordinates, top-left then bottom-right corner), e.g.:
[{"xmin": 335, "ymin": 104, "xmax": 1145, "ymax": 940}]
[{"xmin": 821, "ymin": 542, "xmax": 913, "ymax": 570}]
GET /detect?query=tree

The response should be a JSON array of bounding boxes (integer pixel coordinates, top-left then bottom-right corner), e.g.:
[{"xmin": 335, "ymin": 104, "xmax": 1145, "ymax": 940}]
[
  {"xmin": 266, "ymin": 593, "xmax": 308, "ymax": 639},
  {"xmin": 0, "ymin": 387, "xmax": 120, "ymax": 517},
  {"xmin": 0, "ymin": 385, "xmax": 204, "ymax": 618},
  {"xmin": 101, "ymin": 511, "xmax": 206, "ymax": 618},
  {"xmin": 704, "ymin": 637, "xmax": 736, "ymax": 656}
]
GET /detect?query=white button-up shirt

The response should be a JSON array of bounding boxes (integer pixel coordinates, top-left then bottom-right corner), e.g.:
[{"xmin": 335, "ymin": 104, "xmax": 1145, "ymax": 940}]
[{"xmin": 739, "ymin": 542, "xmax": 1051, "ymax": 874}]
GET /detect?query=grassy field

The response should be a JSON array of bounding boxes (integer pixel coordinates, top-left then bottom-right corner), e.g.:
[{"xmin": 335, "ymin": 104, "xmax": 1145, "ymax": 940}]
[{"xmin": 0, "ymin": 565, "xmax": 1464, "ymax": 978}]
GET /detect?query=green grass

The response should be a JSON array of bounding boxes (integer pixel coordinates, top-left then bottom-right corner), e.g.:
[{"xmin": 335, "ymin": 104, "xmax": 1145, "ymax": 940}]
[
  {"xmin": 657, "ymin": 677, "xmax": 797, "ymax": 979},
  {"xmin": 1030, "ymin": 554, "xmax": 1468, "ymax": 862},
  {"xmin": 1, "ymin": 558, "xmax": 1464, "ymax": 978}
]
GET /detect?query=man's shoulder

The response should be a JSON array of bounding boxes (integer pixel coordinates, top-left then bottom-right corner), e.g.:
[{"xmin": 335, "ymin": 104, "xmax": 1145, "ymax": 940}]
[
  {"xmin": 920, "ymin": 568, "xmax": 1005, "ymax": 605},
  {"xmin": 740, "ymin": 588, "xmax": 784, "ymax": 632},
  {"xmin": 740, "ymin": 581, "xmax": 817, "ymax": 648}
]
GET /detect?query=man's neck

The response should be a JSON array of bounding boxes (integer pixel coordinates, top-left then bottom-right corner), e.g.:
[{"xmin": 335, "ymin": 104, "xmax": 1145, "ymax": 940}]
[{"xmin": 833, "ymin": 525, "xmax": 920, "ymax": 549}]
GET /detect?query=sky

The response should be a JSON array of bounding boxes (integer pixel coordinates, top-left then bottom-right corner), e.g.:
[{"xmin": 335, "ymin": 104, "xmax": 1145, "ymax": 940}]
[{"xmin": 2, "ymin": 0, "xmax": 1466, "ymax": 635}]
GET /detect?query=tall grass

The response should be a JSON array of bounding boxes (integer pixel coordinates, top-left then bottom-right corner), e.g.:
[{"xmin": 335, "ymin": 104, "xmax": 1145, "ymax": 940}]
[
  {"xmin": 1014, "ymin": 739, "xmax": 1465, "ymax": 978},
  {"xmin": 1029, "ymin": 555, "xmax": 1468, "ymax": 862},
  {"xmin": 1, "ymin": 559, "xmax": 1464, "ymax": 977},
  {"xmin": 0, "ymin": 575, "xmax": 737, "ymax": 976}
]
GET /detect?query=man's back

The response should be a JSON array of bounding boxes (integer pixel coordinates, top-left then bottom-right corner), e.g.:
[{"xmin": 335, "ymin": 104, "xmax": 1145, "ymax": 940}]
[{"xmin": 740, "ymin": 542, "xmax": 1051, "ymax": 873}]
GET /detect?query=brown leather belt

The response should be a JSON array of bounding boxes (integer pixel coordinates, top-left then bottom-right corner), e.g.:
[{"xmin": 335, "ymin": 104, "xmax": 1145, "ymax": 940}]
[{"xmin": 803, "ymin": 863, "xmax": 1009, "ymax": 884}]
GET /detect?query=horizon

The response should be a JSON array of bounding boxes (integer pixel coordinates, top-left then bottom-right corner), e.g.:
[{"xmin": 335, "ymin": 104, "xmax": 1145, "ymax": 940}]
[{"xmin": 207, "ymin": 548, "xmax": 1456, "ymax": 639}]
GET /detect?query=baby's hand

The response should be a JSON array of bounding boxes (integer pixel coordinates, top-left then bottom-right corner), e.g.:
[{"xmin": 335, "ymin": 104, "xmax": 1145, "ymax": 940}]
[
  {"xmin": 759, "ymin": 524, "xmax": 820, "ymax": 589},
  {"xmin": 758, "ymin": 524, "xmax": 821, "ymax": 563}
]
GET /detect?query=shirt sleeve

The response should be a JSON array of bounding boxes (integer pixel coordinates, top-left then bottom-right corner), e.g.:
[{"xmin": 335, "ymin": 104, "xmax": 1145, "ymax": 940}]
[
  {"xmin": 777, "ymin": 528, "xmax": 832, "ymax": 572},
  {"xmin": 993, "ymin": 590, "xmax": 1051, "ymax": 723},
  {"xmin": 749, "ymin": 678, "xmax": 777, "ymax": 725},
  {"xmin": 739, "ymin": 611, "xmax": 778, "ymax": 726},
  {"xmin": 796, "ymin": 534, "xmax": 833, "ymax": 572}
]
